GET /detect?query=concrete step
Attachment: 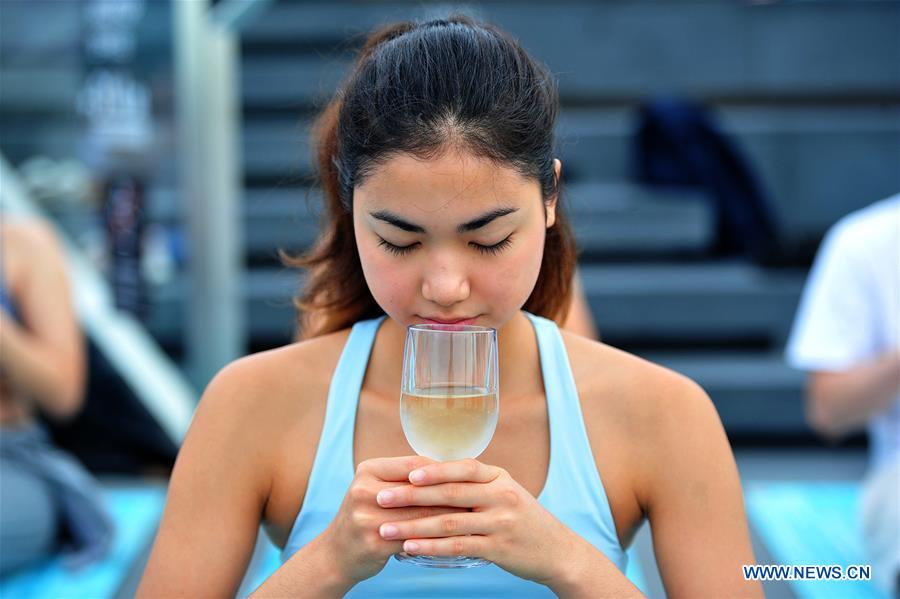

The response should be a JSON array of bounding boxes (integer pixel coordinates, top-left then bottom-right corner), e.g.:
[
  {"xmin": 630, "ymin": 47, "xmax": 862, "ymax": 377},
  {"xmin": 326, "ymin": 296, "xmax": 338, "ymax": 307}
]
[
  {"xmin": 239, "ymin": 105, "xmax": 900, "ymax": 239},
  {"xmin": 242, "ymin": 1, "xmax": 900, "ymax": 104},
  {"xmin": 143, "ymin": 261, "xmax": 806, "ymax": 349},
  {"xmin": 582, "ymin": 262, "xmax": 806, "ymax": 346}
]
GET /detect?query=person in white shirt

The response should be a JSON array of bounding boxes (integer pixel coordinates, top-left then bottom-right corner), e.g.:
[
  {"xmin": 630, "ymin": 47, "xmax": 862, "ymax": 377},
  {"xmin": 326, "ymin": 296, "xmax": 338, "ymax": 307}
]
[{"xmin": 786, "ymin": 193, "xmax": 900, "ymax": 597}]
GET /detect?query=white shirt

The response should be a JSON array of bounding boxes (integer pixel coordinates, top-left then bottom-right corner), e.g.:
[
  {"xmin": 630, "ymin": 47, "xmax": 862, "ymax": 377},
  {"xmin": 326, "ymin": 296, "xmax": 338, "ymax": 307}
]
[{"xmin": 786, "ymin": 194, "xmax": 900, "ymax": 471}]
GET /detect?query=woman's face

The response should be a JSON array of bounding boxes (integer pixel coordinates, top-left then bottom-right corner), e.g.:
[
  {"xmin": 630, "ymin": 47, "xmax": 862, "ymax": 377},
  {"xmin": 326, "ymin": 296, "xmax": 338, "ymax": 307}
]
[{"xmin": 353, "ymin": 149, "xmax": 558, "ymax": 330}]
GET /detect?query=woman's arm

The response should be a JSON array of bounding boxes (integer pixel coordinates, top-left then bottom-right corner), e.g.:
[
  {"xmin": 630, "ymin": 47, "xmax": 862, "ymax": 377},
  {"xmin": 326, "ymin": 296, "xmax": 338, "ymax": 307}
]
[
  {"xmin": 547, "ymin": 536, "xmax": 643, "ymax": 598},
  {"xmin": 250, "ymin": 527, "xmax": 354, "ymax": 597},
  {"xmin": 639, "ymin": 375, "xmax": 763, "ymax": 598},
  {"xmin": 138, "ymin": 360, "xmax": 283, "ymax": 598},
  {"xmin": 0, "ymin": 221, "xmax": 85, "ymax": 419}
]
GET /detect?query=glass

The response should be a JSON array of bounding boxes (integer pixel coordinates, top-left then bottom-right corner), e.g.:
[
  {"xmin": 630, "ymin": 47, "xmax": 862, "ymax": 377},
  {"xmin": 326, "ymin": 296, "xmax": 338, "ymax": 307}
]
[{"xmin": 394, "ymin": 323, "xmax": 500, "ymax": 568}]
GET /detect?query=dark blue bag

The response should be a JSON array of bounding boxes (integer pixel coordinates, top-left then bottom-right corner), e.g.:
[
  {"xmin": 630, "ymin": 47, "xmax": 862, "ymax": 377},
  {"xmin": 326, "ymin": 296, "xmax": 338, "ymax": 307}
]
[{"xmin": 634, "ymin": 97, "xmax": 780, "ymax": 259}]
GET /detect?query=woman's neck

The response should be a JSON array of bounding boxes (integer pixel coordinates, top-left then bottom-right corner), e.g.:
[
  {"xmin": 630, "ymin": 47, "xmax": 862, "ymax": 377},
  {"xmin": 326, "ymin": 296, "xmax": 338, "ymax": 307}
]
[{"xmin": 364, "ymin": 311, "xmax": 544, "ymax": 403}]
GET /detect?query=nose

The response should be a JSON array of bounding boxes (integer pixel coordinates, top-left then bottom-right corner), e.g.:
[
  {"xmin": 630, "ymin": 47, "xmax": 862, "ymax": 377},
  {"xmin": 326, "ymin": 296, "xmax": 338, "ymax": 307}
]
[{"xmin": 421, "ymin": 257, "xmax": 471, "ymax": 308}]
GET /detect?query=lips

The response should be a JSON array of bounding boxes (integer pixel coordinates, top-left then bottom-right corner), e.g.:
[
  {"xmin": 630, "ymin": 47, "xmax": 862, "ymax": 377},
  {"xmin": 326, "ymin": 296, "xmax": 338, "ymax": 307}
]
[{"xmin": 417, "ymin": 315, "xmax": 479, "ymax": 326}]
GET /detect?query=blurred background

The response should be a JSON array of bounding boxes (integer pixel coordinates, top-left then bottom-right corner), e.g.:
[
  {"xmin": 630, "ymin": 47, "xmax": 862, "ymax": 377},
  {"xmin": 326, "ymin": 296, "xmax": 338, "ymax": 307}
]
[{"xmin": 0, "ymin": 1, "xmax": 898, "ymax": 597}]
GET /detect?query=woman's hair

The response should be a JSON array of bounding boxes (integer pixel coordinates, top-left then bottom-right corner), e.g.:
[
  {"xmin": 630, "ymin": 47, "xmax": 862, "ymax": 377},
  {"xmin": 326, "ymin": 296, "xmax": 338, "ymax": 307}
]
[{"xmin": 285, "ymin": 15, "xmax": 577, "ymax": 339}]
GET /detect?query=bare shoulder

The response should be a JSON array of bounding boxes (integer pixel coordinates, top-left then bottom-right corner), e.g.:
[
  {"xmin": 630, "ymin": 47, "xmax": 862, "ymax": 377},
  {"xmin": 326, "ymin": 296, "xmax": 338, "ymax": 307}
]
[
  {"xmin": 202, "ymin": 326, "xmax": 353, "ymax": 430},
  {"xmin": 139, "ymin": 327, "xmax": 353, "ymax": 596},
  {"xmin": 559, "ymin": 330, "xmax": 724, "ymax": 503},
  {"xmin": 560, "ymin": 330, "xmax": 709, "ymax": 421},
  {"xmin": 192, "ymin": 327, "xmax": 355, "ymax": 479},
  {"xmin": 139, "ymin": 327, "xmax": 354, "ymax": 595},
  {"xmin": 556, "ymin": 334, "xmax": 757, "ymax": 596}
]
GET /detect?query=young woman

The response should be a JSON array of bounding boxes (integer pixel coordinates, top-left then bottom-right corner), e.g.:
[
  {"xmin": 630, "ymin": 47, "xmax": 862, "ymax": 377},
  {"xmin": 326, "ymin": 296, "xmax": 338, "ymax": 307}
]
[{"xmin": 138, "ymin": 16, "xmax": 762, "ymax": 598}]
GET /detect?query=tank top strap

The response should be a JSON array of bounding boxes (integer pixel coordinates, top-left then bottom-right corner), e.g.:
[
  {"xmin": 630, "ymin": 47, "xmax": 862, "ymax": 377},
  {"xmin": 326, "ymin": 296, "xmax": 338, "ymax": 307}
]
[
  {"xmin": 280, "ymin": 315, "xmax": 385, "ymax": 559},
  {"xmin": 524, "ymin": 312, "xmax": 623, "ymax": 555}
]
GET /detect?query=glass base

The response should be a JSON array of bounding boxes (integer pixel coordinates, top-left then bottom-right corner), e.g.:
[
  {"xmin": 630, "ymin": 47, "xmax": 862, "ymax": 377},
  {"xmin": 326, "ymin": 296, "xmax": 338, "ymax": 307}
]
[{"xmin": 394, "ymin": 552, "xmax": 491, "ymax": 568}]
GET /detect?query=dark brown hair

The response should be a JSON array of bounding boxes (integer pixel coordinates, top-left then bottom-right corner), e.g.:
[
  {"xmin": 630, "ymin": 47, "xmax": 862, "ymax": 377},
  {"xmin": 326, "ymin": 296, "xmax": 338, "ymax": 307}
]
[{"xmin": 285, "ymin": 15, "xmax": 576, "ymax": 339}]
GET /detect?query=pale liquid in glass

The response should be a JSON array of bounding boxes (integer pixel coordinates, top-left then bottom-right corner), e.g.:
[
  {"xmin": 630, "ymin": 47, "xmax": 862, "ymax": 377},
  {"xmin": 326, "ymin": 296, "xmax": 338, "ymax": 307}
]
[{"xmin": 400, "ymin": 386, "xmax": 499, "ymax": 461}]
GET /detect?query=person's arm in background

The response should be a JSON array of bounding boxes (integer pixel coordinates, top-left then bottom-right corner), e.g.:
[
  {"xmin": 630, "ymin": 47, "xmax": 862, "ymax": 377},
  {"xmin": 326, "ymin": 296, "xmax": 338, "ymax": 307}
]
[
  {"xmin": 807, "ymin": 351, "xmax": 900, "ymax": 440},
  {"xmin": 785, "ymin": 207, "xmax": 899, "ymax": 442},
  {"xmin": 0, "ymin": 220, "xmax": 85, "ymax": 420},
  {"xmin": 560, "ymin": 267, "xmax": 599, "ymax": 340}
]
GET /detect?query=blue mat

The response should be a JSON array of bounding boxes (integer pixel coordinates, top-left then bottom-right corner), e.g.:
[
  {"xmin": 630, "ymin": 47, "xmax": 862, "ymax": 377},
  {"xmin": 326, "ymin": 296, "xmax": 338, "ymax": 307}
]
[
  {"xmin": 745, "ymin": 481, "xmax": 889, "ymax": 599},
  {"xmin": 239, "ymin": 541, "xmax": 648, "ymax": 596},
  {"xmin": 0, "ymin": 486, "xmax": 166, "ymax": 599}
]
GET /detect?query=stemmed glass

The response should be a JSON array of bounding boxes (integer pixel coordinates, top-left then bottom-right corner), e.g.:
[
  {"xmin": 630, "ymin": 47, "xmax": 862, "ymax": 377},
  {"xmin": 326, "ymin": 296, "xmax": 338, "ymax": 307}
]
[{"xmin": 394, "ymin": 323, "xmax": 500, "ymax": 568}]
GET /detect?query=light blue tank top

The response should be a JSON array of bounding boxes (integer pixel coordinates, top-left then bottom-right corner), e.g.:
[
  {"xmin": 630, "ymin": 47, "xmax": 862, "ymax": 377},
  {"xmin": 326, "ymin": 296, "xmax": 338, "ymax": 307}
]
[{"xmin": 281, "ymin": 311, "xmax": 628, "ymax": 597}]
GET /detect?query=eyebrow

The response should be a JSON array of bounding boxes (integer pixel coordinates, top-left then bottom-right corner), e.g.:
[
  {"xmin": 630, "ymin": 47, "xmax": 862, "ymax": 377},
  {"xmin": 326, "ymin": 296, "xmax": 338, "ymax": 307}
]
[{"xmin": 369, "ymin": 207, "xmax": 519, "ymax": 234}]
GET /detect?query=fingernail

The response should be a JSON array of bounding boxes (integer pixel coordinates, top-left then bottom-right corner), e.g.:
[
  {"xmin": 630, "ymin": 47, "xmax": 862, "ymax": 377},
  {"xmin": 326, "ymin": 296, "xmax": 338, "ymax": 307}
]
[
  {"xmin": 404, "ymin": 541, "xmax": 420, "ymax": 553},
  {"xmin": 380, "ymin": 524, "xmax": 398, "ymax": 538},
  {"xmin": 409, "ymin": 469, "xmax": 426, "ymax": 483},
  {"xmin": 376, "ymin": 490, "xmax": 395, "ymax": 505}
]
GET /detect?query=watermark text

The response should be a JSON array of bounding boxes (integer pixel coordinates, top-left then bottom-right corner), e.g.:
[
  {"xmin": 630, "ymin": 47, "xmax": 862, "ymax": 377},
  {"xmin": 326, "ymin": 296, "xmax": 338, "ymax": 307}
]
[{"xmin": 743, "ymin": 564, "xmax": 871, "ymax": 581}]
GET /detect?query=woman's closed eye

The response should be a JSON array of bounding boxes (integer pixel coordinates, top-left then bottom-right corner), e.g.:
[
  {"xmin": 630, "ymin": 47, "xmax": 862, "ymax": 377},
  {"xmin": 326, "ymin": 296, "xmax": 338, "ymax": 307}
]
[{"xmin": 376, "ymin": 235, "xmax": 514, "ymax": 256}]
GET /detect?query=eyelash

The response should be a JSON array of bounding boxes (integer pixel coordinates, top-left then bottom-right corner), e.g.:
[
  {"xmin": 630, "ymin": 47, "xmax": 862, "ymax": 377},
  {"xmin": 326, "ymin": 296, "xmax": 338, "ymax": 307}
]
[{"xmin": 377, "ymin": 235, "xmax": 513, "ymax": 257}]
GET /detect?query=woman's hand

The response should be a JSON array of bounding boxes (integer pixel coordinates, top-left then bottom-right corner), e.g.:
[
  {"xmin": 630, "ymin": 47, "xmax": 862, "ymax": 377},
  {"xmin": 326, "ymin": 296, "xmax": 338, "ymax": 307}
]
[
  {"xmin": 317, "ymin": 456, "xmax": 473, "ymax": 587},
  {"xmin": 373, "ymin": 458, "xmax": 586, "ymax": 587}
]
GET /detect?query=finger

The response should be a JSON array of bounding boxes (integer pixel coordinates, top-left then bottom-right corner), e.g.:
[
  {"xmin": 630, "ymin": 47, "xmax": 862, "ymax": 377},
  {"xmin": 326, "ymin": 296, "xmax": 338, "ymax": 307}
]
[
  {"xmin": 356, "ymin": 455, "xmax": 437, "ymax": 482},
  {"xmin": 380, "ymin": 539, "xmax": 407, "ymax": 557},
  {"xmin": 383, "ymin": 505, "xmax": 470, "ymax": 523},
  {"xmin": 401, "ymin": 535, "xmax": 489, "ymax": 559},
  {"xmin": 407, "ymin": 458, "xmax": 503, "ymax": 486},
  {"xmin": 379, "ymin": 512, "xmax": 491, "ymax": 540},
  {"xmin": 377, "ymin": 482, "xmax": 481, "ymax": 509}
]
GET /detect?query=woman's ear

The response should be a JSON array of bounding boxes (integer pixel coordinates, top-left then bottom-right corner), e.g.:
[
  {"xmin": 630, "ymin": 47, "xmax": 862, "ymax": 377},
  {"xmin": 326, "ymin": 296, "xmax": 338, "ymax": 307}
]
[{"xmin": 546, "ymin": 159, "xmax": 561, "ymax": 228}]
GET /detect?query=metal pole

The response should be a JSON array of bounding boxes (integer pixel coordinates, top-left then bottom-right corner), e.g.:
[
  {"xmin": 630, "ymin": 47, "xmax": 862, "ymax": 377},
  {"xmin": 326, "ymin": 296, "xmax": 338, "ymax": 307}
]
[
  {"xmin": 173, "ymin": 0, "xmax": 245, "ymax": 391},
  {"xmin": 210, "ymin": 0, "xmax": 275, "ymax": 32}
]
